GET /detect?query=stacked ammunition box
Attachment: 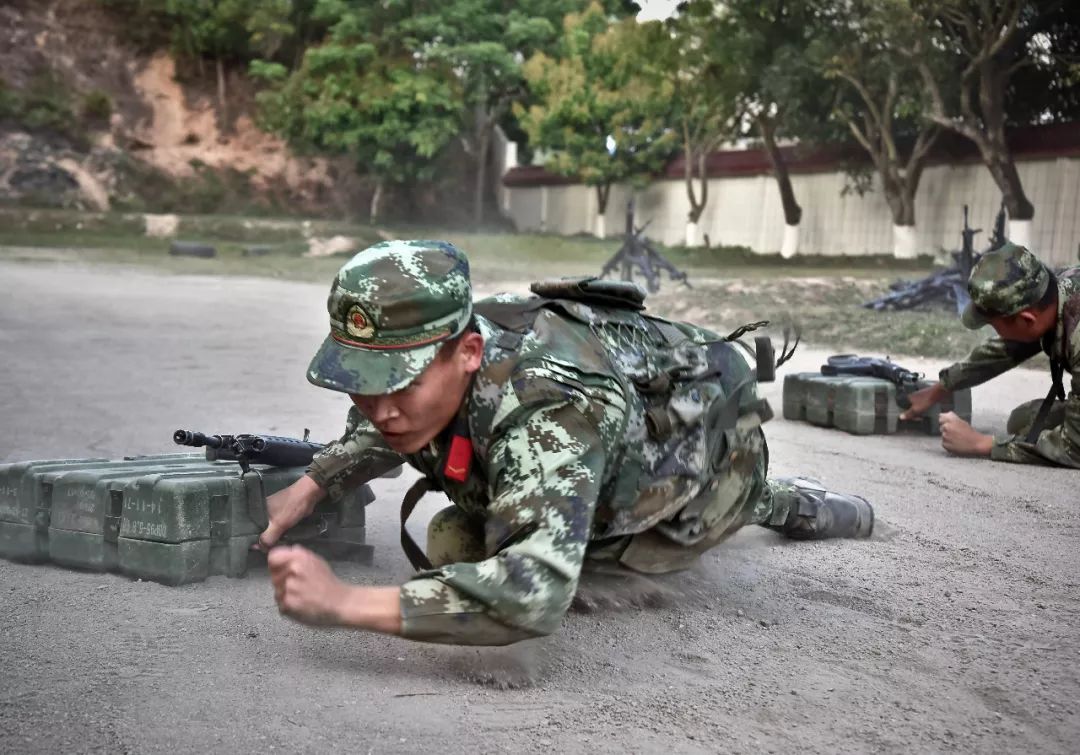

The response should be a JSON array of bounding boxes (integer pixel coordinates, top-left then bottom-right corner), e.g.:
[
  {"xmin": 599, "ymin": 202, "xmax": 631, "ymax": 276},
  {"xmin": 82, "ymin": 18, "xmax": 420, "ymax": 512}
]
[
  {"xmin": 0, "ymin": 454, "xmax": 375, "ymax": 584},
  {"xmin": 782, "ymin": 373, "xmax": 972, "ymax": 436}
]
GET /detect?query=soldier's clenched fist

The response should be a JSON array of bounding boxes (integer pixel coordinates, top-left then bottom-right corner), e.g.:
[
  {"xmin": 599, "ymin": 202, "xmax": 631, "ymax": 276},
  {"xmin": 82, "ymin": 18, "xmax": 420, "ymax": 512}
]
[
  {"xmin": 939, "ymin": 411, "xmax": 993, "ymax": 457},
  {"xmin": 268, "ymin": 545, "xmax": 349, "ymax": 626}
]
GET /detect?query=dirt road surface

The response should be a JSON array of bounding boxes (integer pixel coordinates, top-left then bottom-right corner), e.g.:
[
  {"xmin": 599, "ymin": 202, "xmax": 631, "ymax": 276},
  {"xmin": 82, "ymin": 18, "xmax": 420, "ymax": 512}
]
[{"xmin": 1, "ymin": 259, "xmax": 1077, "ymax": 754}]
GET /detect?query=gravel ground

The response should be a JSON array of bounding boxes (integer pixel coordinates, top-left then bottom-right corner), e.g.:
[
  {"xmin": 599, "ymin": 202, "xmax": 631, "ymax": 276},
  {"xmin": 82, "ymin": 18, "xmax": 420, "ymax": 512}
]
[{"xmin": 1, "ymin": 258, "xmax": 1077, "ymax": 754}]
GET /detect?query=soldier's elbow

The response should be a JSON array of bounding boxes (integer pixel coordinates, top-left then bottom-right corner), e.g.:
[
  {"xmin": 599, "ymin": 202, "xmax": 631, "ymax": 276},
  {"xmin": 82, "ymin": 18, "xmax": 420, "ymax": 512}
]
[{"xmin": 502, "ymin": 586, "xmax": 575, "ymax": 641}]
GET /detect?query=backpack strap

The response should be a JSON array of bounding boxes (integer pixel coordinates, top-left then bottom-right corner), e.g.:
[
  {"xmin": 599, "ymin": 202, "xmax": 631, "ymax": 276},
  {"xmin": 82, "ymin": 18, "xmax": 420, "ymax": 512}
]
[
  {"xmin": 400, "ymin": 476, "xmax": 436, "ymax": 571},
  {"xmin": 1025, "ymin": 358, "xmax": 1066, "ymax": 445}
]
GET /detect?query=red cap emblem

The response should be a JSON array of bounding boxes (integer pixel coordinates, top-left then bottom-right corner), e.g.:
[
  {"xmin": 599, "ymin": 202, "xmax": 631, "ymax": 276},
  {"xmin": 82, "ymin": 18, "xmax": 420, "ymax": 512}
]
[{"xmin": 344, "ymin": 304, "xmax": 375, "ymax": 339}]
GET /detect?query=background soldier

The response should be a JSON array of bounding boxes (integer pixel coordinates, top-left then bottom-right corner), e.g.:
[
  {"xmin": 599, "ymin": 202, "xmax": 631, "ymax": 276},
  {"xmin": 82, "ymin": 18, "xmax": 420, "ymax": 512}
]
[
  {"xmin": 261, "ymin": 240, "xmax": 874, "ymax": 645},
  {"xmin": 902, "ymin": 243, "xmax": 1080, "ymax": 467}
]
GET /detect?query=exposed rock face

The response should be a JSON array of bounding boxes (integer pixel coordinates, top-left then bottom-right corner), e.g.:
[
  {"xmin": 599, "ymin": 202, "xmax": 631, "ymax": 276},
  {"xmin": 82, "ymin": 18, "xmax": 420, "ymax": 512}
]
[
  {"xmin": 124, "ymin": 55, "xmax": 341, "ymax": 206},
  {"xmin": 0, "ymin": 0, "xmax": 366, "ymax": 215},
  {"xmin": 0, "ymin": 132, "xmax": 121, "ymax": 210}
]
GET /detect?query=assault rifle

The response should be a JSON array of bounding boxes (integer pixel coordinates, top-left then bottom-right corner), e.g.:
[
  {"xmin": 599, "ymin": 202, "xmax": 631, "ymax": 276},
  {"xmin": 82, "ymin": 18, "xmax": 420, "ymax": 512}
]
[
  {"xmin": 820, "ymin": 354, "xmax": 923, "ymax": 408},
  {"xmin": 820, "ymin": 354, "xmax": 921, "ymax": 385},
  {"xmin": 173, "ymin": 429, "xmax": 323, "ymax": 473}
]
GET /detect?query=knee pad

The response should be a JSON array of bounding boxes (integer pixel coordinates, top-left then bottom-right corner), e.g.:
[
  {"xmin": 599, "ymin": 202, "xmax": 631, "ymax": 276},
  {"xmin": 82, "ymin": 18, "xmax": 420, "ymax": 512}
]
[{"xmin": 426, "ymin": 506, "xmax": 486, "ymax": 566}]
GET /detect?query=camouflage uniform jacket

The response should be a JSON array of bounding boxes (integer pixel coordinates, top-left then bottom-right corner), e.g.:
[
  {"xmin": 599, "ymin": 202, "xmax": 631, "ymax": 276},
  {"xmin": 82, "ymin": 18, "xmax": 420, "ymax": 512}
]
[
  {"xmin": 307, "ymin": 297, "xmax": 770, "ymax": 645},
  {"xmin": 940, "ymin": 266, "xmax": 1080, "ymax": 467}
]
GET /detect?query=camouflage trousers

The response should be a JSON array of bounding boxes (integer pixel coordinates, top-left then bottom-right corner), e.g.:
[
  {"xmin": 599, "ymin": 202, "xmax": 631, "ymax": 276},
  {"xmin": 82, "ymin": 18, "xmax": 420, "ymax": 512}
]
[
  {"xmin": 425, "ymin": 470, "xmax": 802, "ymax": 574},
  {"xmin": 1006, "ymin": 398, "xmax": 1067, "ymax": 437}
]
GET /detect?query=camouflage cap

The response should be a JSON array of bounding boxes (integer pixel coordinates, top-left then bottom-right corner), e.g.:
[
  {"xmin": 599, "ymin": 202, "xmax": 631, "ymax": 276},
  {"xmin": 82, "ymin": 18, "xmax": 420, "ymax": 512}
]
[
  {"xmin": 961, "ymin": 242, "xmax": 1050, "ymax": 329},
  {"xmin": 307, "ymin": 240, "xmax": 473, "ymax": 395}
]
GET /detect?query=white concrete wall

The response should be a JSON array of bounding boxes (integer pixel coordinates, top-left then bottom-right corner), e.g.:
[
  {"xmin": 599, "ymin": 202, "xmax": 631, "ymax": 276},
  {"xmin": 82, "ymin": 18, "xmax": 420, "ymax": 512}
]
[
  {"xmin": 504, "ymin": 157, "xmax": 1080, "ymax": 268},
  {"xmin": 490, "ymin": 125, "xmax": 518, "ymax": 215}
]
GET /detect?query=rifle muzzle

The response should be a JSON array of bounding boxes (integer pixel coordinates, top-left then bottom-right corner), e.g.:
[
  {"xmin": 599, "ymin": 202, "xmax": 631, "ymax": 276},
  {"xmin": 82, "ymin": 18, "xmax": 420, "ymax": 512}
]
[{"xmin": 173, "ymin": 430, "xmax": 226, "ymax": 449}]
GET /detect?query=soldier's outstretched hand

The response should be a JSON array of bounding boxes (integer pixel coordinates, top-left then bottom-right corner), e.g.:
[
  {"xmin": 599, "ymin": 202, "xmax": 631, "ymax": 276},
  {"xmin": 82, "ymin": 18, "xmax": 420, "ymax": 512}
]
[
  {"xmin": 939, "ymin": 412, "xmax": 994, "ymax": 457},
  {"xmin": 268, "ymin": 545, "xmax": 349, "ymax": 626},
  {"xmin": 900, "ymin": 382, "xmax": 948, "ymax": 421},
  {"xmin": 256, "ymin": 476, "xmax": 325, "ymax": 551}
]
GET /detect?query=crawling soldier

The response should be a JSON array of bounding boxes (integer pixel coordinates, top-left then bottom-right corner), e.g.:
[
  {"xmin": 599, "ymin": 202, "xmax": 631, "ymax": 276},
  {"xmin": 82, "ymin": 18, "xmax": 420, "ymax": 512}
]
[{"xmin": 261, "ymin": 240, "xmax": 873, "ymax": 645}]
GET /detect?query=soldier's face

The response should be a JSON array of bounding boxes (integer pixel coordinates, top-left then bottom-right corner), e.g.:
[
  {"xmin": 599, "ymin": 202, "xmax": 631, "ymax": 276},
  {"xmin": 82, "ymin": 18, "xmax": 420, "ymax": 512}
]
[{"xmin": 350, "ymin": 333, "xmax": 485, "ymax": 454}]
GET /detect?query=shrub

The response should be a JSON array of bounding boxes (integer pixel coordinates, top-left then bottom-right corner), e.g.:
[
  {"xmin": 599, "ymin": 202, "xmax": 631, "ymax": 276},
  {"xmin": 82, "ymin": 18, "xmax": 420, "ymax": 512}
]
[
  {"xmin": 21, "ymin": 72, "xmax": 76, "ymax": 133},
  {"xmin": 81, "ymin": 90, "xmax": 112, "ymax": 123},
  {"xmin": 0, "ymin": 77, "xmax": 20, "ymax": 119}
]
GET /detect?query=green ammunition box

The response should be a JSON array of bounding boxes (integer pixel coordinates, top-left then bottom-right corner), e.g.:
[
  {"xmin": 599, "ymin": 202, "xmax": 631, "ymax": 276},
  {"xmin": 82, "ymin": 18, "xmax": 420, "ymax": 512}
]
[
  {"xmin": 118, "ymin": 466, "xmax": 291, "ymax": 584},
  {"xmin": 0, "ymin": 455, "xmax": 197, "ymax": 563},
  {"xmin": 0, "ymin": 458, "xmax": 103, "ymax": 562},
  {"xmin": 47, "ymin": 455, "xmax": 208, "ymax": 572},
  {"xmin": 782, "ymin": 373, "xmax": 819, "ymax": 421},
  {"xmin": 782, "ymin": 372, "xmax": 975, "ymax": 437},
  {"xmin": 0, "ymin": 454, "xmax": 376, "ymax": 584},
  {"xmin": 833, "ymin": 378, "xmax": 899, "ymax": 435},
  {"xmin": 804, "ymin": 375, "xmax": 852, "ymax": 428}
]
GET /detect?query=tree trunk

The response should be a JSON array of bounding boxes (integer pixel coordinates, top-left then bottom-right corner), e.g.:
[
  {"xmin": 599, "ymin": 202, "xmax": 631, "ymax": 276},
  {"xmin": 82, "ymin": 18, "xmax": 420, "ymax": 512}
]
[
  {"xmin": 871, "ymin": 160, "xmax": 920, "ymax": 258},
  {"xmin": 682, "ymin": 150, "xmax": 707, "ymax": 247},
  {"xmin": 916, "ymin": 48, "xmax": 1035, "ymax": 222},
  {"xmin": 985, "ymin": 151, "xmax": 1034, "ymax": 221},
  {"xmin": 881, "ymin": 174, "xmax": 916, "ymax": 227},
  {"xmin": 757, "ymin": 115, "xmax": 802, "ymax": 225},
  {"xmin": 978, "ymin": 59, "xmax": 1034, "ymax": 221},
  {"xmin": 216, "ymin": 58, "xmax": 228, "ymax": 132},
  {"xmin": 596, "ymin": 183, "xmax": 611, "ymax": 215},
  {"xmin": 595, "ymin": 184, "xmax": 610, "ymax": 239},
  {"xmin": 689, "ymin": 151, "xmax": 707, "ymax": 223},
  {"xmin": 780, "ymin": 224, "xmax": 800, "ymax": 259},
  {"xmin": 370, "ymin": 179, "xmax": 384, "ymax": 222},
  {"xmin": 887, "ymin": 178, "xmax": 919, "ymax": 258},
  {"xmin": 892, "ymin": 224, "xmax": 918, "ymax": 259},
  {"xmin": 472, "ymin": 102, "xmax": 495, "ymax": 229},
  {"xmin": 1008, "ymin": 218, "xmax": 1032, "ymax": 247}
]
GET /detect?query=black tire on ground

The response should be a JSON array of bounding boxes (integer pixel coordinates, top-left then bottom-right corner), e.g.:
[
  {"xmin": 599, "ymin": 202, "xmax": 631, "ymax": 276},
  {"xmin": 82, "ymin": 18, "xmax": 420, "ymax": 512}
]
[{"xmin": 169, "ymin": 241, "xmax": 217, "ymax": 258}]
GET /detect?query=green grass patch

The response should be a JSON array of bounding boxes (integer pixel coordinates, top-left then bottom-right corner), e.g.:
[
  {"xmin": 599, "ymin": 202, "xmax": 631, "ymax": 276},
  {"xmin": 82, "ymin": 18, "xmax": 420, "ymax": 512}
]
[{"xmin": 641, "ymin": 274, "xmax": 988, "ymax": 360}]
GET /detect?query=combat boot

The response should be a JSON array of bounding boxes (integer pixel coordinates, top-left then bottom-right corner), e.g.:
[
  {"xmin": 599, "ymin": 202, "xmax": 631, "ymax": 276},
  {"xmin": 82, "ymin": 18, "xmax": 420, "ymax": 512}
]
[{"xmin": 766, "ymin": 477, "xmax": 874, "ymax": 540}]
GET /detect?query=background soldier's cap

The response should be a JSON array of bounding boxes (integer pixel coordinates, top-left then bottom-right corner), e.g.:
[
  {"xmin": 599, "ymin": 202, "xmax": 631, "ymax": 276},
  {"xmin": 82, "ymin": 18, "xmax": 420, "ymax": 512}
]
[
  {"xmin": 961, "ymin": 242, "xmax": 1050, "ymax": 329},
  {"xmin": 307, "ymin": 240, "xmax": 473, "ymax": 395}
]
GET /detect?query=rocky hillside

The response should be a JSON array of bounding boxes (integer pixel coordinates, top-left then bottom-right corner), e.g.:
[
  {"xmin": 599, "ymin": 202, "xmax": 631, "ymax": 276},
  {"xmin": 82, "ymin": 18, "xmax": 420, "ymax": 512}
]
[{"xmin": 0, "ymin": 0, "xmax": 367, "ymax": 217}]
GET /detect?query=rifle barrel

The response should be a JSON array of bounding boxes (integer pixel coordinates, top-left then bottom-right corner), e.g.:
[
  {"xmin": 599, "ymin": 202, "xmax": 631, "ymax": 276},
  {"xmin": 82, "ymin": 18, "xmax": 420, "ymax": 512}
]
[{"xmin": 173, "ymin": 429, "xmax": 226, "ymax": 449}]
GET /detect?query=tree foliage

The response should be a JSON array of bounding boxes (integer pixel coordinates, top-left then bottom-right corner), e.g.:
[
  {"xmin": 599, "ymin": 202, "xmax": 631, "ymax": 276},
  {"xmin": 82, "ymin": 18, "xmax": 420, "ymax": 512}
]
[
  {"xmin": 904, "ymin": 0, "xmax": 1080, "ymax": 220},
  {"xmin": 251, "ymin": 4, "xmax": 461, "ymax": 220},
  {"xmin": 812, "ymin": 0, "xmax": 941, "ymax": 230},
  {"xmin": 517, "ymin": 3, "xmax": 677, "ymax": 218},
  {"xmin": 396, "ymin": 2, "xmax": 561, "ymax": 225},
  {"xmin": 712, "ymin": 0, "xmax": 841, "ymax": 226},
  {"xmin": 101, "ymin": 0, "xmax": 299, "ymax": 63},
  {"xmin": 91, "ymin": 0, "xmax": 1080, "ymax": 238},
  {"xmin": 635, "ymin": 1, "xmax": 741, "ymax": 229}
]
